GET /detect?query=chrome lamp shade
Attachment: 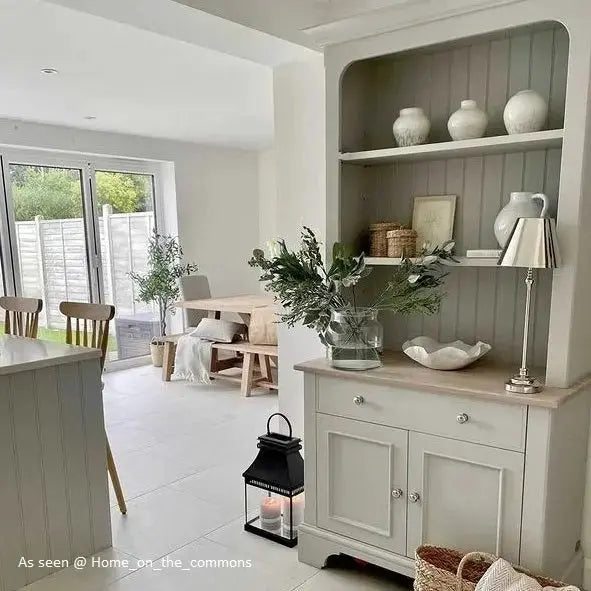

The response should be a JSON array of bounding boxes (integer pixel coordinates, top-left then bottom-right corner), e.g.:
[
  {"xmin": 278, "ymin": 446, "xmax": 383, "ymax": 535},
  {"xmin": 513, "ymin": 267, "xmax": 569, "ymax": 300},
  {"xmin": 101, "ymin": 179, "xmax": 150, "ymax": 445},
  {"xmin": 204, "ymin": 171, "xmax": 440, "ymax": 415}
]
[
  {"xmin": 497, "ymin": 217, "xmax": 560, "ymax": 394},
  {"xmin": 498, "ymin": 217, "xmax": 560, "ymax": 269}
]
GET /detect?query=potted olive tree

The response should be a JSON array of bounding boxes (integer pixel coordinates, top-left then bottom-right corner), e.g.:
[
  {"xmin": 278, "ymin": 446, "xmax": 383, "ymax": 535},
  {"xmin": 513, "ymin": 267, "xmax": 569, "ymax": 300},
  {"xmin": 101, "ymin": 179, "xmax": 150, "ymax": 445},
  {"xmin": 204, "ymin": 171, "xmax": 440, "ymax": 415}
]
[{"xmin": 130, "ymin": 230, "xmax": 198, "ymax": 366}]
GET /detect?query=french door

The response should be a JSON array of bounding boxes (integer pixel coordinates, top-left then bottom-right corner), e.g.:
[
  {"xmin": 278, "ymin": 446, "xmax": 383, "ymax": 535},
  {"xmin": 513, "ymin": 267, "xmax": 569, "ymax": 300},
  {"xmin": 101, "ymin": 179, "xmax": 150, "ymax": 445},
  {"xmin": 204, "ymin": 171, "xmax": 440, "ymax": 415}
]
[{"xmin": 0, "ymin": 149, "xmax": 160, "ymax": 362}]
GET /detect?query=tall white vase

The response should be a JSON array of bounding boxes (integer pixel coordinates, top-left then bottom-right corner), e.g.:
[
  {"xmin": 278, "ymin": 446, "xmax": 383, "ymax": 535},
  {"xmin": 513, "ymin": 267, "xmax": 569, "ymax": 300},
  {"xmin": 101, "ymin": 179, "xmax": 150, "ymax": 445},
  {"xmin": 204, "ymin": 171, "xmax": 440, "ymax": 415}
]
[
  {"xmin": 393, "ymin": 107, "xmax": 430, "ymax": 147},
  {"xmin": 494, "ymin": 192, "xmax": 549, "ymax": 247},
  {"xmin": 503, "ymin": 90, "xmax": 548, "ymax": 134},
  {"xmin": 447, "ymin": 100, "xmax": 488, "ymax": 140}
]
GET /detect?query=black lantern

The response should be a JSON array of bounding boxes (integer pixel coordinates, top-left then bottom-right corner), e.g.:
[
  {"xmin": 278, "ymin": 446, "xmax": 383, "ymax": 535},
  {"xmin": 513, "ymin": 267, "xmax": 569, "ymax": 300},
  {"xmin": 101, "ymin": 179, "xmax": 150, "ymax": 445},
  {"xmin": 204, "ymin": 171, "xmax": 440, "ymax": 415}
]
[{"xmin": 243, "ymin": 413, "xmax": 304, "ymax": 548}]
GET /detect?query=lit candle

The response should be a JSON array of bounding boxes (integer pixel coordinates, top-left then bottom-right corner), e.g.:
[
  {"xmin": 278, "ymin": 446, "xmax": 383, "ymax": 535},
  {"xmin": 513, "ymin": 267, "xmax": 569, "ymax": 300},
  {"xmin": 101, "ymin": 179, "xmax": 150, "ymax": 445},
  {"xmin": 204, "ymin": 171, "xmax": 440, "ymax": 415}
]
[
  {"xmin": 282, "ymin": 494, "xmax": 305, "ymax": 532},
  {"xmin": 260, "ymin": 497, "xmax": 281, "ymax": 519},
  {"xmin": 260, "ymin": 497, "xmax": 282, "ymax": 532}
]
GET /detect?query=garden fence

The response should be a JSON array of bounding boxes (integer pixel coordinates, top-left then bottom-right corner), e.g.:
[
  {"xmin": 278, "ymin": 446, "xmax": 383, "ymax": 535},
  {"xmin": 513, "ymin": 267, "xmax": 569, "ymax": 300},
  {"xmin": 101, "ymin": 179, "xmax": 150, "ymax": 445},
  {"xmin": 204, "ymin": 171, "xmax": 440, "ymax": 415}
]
[{"xmin": 15, "ymin": 205, "xmax": 154, "ymax": 328}]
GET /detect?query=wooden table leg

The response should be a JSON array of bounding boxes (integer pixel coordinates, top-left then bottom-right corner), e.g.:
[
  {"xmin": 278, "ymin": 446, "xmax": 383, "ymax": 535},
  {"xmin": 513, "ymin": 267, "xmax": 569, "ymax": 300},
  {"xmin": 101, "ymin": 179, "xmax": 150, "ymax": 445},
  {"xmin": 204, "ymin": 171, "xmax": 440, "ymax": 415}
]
[
  {"xmin": 162, "ymin": 341, "xmax": 176, "ymax": 381},
  {"xmin": 258, "ymin": 354, "xmax": 273, "ymax": 384},
  {"xmin": 210, "ymin": 346, "xmax": 219, "ymax": 375},
  {"xmin": 241, "ymin": 352, "xmax": 255, "ymax": 397}
]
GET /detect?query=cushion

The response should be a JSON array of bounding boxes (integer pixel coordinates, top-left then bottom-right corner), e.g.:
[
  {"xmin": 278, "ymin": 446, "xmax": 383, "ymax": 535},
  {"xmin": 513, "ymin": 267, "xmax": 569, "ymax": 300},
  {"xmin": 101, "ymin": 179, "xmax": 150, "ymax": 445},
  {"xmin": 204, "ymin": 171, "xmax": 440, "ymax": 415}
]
[
  {"xmin": 248, "ymin": 306, "xmax": 278, "ymax": 345},
  {"xmin": 189, "ymin": 318, "xmax": 246, "ymax": 343}
]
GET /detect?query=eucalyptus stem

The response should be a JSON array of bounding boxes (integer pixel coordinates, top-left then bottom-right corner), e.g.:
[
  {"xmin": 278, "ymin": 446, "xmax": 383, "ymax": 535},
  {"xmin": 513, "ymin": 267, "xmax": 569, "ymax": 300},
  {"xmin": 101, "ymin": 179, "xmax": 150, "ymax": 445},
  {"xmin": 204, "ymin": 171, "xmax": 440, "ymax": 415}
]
[{"xmin": 248, "ymin": 228, "xmax": 456, "ymax": 340}]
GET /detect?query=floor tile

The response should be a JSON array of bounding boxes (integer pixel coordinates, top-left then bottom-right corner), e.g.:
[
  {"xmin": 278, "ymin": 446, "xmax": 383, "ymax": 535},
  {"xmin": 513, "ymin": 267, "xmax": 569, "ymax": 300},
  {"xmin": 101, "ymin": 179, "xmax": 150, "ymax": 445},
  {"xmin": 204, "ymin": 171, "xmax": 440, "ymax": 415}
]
[
  {"xmin": 206, "ymin": 516, "xmax": 310, "ymax": 569},
  {"xmin": 167, "ymin": 461, "xmax": 268, "ymax": 516},
  {"xmin": 16, "ymin": 548, "xmax": 140, "ymax": 591},
  {"xmin": 106, "ymin": 538, "xmax": 317, "ymax": 591},
  {"xmin": 294, "ymin": 566, "xmax": 411, "ymax": 591},
  {"xmin": 110, "ymin": 487, "xmax": 231, "ymax": 561}
]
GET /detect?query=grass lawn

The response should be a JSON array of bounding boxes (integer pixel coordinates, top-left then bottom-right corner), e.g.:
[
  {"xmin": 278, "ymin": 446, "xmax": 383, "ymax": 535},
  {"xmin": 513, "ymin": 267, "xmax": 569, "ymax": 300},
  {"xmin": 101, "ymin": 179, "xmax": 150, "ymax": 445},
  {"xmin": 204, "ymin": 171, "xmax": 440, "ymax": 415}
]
[{"xmin": 1, "ymin": 323, "xmax": 117, "ymax": 351}]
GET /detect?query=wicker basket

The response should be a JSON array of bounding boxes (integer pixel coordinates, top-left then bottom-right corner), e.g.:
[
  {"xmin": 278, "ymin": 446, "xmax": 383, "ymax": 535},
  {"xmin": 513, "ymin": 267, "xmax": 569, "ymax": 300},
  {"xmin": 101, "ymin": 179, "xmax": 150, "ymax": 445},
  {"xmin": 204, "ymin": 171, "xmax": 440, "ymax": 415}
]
[
  {"xmin": 414, "ymin": 546, "xmax": 566, "ymax": 591},
  {"xmin": 369, "ymin": 222, "xmax": 402, "ymax": 257},
  {"xmin": 386, "ymin": 228, "xmax": 417, "ymax": 258}
]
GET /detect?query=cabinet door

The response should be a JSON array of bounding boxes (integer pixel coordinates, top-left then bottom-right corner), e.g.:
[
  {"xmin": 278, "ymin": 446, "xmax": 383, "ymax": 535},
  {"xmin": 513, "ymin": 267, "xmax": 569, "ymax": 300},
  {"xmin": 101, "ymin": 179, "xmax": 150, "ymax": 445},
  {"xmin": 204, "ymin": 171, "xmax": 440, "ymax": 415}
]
[
  {"xmin": 407, "ymin": 432, "xmax": 524, "ymax": 563},
  {"xmin": 317, "ymin": 413, "xmax": 408, "ymax": 554}
]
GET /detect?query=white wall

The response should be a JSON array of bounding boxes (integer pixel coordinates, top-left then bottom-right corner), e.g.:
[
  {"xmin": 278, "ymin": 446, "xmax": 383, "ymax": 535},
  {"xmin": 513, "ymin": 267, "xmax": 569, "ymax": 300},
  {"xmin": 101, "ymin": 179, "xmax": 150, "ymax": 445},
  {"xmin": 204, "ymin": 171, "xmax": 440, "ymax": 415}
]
[
  {"xmin": 271, "ymin": 56, "xmax": 326, "ymax": 438},
  {"xmin": 257, "ymin": 148, "xmax": 278, "ymax": 249},
  {"xmin": 0, "ymin": 118, "xmax": 262, "ymax": 304}
]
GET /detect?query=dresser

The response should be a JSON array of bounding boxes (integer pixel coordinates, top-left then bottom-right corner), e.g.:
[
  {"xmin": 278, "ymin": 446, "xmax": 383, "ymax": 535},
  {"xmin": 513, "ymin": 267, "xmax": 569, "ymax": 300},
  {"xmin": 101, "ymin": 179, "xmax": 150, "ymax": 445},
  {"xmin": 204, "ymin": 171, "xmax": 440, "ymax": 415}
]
[{"xmin": 295, "ymin": 353, "xmax": 591, "ymax": 585}]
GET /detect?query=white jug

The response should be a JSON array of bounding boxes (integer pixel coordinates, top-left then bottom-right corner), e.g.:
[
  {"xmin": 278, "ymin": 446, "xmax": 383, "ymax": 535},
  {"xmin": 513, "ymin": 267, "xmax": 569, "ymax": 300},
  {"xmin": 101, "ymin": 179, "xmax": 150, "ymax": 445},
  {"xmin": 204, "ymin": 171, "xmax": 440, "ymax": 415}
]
[{"xmin": 494, "ymin": 192, "xmax": 549, "ymax": 247}]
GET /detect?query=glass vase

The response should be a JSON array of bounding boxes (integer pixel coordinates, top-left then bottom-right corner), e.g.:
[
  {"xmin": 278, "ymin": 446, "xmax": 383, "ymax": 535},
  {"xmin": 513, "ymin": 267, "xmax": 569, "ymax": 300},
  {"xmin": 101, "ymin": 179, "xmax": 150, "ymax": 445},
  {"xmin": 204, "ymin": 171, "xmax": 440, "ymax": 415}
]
[{"xmin": 324, "ymin": 308, "xmax": 383, "ymax": 370}]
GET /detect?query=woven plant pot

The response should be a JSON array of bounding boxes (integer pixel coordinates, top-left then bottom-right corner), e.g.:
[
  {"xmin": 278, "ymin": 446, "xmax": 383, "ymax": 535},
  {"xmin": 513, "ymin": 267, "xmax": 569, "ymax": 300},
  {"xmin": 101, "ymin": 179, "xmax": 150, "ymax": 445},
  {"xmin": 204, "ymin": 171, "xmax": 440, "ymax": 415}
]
[
  {"xmin": 414, "ymin": 546, "xmax": 566, "ymax": 591},
  {"xmin": 386, "ymin": 228, "xmax": 417, "ymax": 258},
  {"xmin": 369, "ymin": 222, "xmax": 402, "ymax": 257}
]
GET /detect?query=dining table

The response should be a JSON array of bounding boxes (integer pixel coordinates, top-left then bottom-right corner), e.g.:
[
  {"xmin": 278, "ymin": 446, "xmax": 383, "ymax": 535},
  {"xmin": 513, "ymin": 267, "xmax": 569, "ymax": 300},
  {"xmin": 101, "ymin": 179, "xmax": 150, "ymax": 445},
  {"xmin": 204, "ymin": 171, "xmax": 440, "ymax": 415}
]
[{"xmin": 175, "ymin": 293, "xmax": 276, "ymax": 325}]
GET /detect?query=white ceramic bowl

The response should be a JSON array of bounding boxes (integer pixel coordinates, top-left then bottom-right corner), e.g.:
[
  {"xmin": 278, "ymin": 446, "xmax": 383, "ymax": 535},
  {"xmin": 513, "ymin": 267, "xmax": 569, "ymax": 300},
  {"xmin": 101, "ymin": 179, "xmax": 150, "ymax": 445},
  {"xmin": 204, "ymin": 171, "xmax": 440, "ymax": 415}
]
[{"xmin": 402, "ymin": 336, "xmax": 491, "ymax": 370}]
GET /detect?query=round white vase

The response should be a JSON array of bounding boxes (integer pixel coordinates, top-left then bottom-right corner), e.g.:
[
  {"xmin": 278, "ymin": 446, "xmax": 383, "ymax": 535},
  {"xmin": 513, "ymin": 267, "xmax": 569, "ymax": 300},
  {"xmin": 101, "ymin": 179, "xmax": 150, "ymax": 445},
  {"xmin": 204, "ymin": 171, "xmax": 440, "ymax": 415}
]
[
  {"xmin": 503, "ymin": 90, "xmax": 548, "ymax": 134},
  {"xmin": 393, "ymin": 107, "xmax": 430, "ymax": 147},
  {"xmin": 447, "ymin": 99, "xmax": 488, "ymax": 140},
  {"xmin": 494, "ymin": 191, "xmax": 549, "ymax": 247}
]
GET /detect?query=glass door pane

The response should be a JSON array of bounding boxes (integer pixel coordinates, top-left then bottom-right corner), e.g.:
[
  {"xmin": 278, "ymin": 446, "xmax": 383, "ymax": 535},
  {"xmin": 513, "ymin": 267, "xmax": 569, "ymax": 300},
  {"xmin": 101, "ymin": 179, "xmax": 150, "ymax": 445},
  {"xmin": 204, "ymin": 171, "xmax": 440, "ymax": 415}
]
[
  {"xmin": 9, "ymin": 163, "xmax": 91, "ymax": 341},
  {"xmin": 94, "ymin": 170, "xmax": 156, "ymax": 360}
]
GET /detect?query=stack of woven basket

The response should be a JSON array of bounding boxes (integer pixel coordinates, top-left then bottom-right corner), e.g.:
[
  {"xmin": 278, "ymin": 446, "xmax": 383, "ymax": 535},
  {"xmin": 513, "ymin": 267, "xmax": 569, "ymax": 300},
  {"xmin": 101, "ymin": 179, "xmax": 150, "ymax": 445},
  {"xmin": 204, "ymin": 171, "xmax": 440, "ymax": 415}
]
[{"xmin": 369, "ymin": 222, "xmax": 417, "ymax": 258}]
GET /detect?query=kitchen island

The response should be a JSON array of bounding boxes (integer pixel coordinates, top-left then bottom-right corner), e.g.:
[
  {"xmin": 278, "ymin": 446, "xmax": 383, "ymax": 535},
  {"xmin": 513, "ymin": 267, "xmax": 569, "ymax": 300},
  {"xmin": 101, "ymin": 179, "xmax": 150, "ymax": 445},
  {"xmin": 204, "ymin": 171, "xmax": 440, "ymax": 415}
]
[{"xmin": 0, "ymin": 335, "xmax": 111, "ymax": 591}]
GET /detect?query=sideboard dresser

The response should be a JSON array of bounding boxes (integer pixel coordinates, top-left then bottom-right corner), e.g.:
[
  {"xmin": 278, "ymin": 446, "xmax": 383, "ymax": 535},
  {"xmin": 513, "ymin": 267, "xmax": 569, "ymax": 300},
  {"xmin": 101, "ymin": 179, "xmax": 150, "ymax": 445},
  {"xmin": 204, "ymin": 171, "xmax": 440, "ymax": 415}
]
[{"xmin": 295, "ymin": 353, "xmax": 591, "ymax": 585}]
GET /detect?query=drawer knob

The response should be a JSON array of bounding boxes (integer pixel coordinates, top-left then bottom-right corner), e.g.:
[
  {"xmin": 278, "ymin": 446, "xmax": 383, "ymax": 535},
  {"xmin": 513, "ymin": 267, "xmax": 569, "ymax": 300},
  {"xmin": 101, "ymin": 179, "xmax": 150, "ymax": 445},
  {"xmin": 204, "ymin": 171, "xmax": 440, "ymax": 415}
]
[
  {"xmin": 391, "ymin": 488, "xmax": 403, "ymax": 499},
  {"xmin": 353, "ymin": 395, "xmax": 365, "ymax": 405},
  {"xmin": 456, "ymin": 413, "xmax": 469, "ymax": 424},
  {"xmin": 409, "ymin": 491, "xmax": 421, "ymax": 503}
]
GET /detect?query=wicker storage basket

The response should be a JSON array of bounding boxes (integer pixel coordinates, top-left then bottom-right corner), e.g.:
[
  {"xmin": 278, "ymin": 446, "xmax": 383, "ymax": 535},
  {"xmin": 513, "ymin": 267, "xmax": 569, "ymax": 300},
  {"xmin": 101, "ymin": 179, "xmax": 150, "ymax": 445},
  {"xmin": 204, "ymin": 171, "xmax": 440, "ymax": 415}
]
[
  {"xmin": 386, "ymin": 228, "xmax": 417, "ymax": 258},
  {"xmin": 369, "ymin": 222, "xmax": 402, "ymax": 257},
  {"xmin": 414, "ymin": 546, "xmax": 567, "ymax": 591}
]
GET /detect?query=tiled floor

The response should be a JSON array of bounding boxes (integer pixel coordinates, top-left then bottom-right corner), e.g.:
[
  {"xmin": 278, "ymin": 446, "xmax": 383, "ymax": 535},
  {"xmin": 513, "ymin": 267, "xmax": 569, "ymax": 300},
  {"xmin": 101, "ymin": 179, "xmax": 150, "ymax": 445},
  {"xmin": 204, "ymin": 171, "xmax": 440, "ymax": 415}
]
[{"xmin": 18, "ymin": 365, "xmax": 410, "ymax": 591}]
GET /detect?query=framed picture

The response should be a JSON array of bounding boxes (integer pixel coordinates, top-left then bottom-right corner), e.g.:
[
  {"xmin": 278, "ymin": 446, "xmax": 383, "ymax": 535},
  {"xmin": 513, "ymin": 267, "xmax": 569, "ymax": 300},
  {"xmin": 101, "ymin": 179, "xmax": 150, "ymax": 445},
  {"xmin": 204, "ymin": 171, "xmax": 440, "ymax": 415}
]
[{"xmin": 412, "ymin": 195, "xmax": 457, "ymax": 250}]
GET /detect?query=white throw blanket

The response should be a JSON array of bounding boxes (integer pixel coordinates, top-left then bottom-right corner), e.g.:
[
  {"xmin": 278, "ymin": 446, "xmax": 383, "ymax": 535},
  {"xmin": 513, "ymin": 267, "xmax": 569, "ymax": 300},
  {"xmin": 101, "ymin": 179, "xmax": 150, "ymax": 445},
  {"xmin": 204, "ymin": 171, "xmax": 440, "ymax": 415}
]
[
  {"xmin": 172, "ymin": 335, "xmax": 213, "ymax": 383},
  {"xmin": 476, "ymin": 558, "xmax": 579, "ymax": 591}
]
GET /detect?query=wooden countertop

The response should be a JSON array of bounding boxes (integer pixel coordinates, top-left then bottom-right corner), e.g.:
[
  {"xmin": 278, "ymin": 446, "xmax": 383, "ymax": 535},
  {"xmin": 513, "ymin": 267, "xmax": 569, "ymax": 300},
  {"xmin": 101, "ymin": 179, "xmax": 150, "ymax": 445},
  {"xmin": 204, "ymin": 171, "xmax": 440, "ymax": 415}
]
[
  {"xmin": 0, "ymin": 334, "xmax": 101, "ymax": 375},
  {"xmin": 294, "ymin": 351, "xmax": 591, "ymax": 408}
]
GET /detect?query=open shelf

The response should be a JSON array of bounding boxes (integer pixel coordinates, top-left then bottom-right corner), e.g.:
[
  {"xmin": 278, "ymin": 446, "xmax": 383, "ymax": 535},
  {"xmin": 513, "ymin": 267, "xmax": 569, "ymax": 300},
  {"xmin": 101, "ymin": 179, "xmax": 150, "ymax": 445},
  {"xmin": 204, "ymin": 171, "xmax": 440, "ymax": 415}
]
[
  {"xmin": 340, "ymin": 129, "xmax": 564, "ymax": 165},
  {"xmin": 366, "ymin": 256, "xmax": 500, "ymax": 267}
]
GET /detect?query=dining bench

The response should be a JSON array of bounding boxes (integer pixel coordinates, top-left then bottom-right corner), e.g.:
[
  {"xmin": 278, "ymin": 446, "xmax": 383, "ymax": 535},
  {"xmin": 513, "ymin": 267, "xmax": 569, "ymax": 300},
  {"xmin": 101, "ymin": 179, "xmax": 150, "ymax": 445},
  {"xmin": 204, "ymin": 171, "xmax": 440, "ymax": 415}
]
[{"xmin": 162, "ymin": 336, "xmax": 277, "ymax": 396}]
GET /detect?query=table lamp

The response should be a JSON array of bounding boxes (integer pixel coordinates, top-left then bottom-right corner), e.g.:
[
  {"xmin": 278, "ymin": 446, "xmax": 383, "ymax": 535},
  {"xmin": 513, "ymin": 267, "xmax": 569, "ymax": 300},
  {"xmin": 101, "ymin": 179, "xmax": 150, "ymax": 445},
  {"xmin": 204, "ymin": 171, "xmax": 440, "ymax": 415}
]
[{"xmin": 497, "ymin": 217, "xmax": 560, "ymax": 393}]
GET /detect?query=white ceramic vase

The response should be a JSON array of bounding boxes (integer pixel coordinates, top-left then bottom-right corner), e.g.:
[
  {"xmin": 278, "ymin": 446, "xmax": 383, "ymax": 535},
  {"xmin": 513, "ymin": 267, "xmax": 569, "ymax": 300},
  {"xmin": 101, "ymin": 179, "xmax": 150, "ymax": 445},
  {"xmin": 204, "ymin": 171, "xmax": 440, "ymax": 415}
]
[
  {"xmin": 503, "ymin": 90, "xmax": 548, "ymax": 134},
  {"xmin": 447, "ymin": 99, "xmax": 488, "ymax": 140},
  {"xmin": 393, "ymin": 107, "xmax": 430, "ymax": 147},
  {"xmin": 494, "ymin": 191, "xmax": 549, "ymax": 247}
]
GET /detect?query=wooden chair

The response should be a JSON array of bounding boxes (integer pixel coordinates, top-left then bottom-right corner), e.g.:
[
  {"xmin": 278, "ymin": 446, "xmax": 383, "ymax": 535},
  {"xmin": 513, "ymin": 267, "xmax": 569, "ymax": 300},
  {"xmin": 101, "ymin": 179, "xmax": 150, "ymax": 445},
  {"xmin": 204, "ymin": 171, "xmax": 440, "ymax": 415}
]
[
  {"xmin": 0, "ymin": 296, "xmax": 43, "ymax": 338},
  {"xmin": 59, "ymin": 301, "xmax": 127, "ymax": 515}
]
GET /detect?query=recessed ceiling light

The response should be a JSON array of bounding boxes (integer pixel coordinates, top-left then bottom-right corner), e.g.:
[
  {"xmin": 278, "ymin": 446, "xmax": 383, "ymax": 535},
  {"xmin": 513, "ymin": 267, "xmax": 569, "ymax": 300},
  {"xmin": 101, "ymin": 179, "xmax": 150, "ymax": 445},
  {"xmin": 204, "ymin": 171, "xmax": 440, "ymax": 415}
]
[
  {"xmin": 41, "ymin": 68, "xmax": 59, "ymax": 75},
  {"xmin": 84, "ymin": 115, "xmax": 97, "ymax": 120}
]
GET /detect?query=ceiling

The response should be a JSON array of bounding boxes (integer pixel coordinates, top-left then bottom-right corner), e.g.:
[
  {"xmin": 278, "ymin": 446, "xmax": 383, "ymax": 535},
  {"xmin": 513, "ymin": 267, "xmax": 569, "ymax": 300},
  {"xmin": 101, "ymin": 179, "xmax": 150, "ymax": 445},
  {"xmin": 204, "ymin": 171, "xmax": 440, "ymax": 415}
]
[{"xmin": 0, "ymin": 0, "xmax": 314, "ymax": 149}]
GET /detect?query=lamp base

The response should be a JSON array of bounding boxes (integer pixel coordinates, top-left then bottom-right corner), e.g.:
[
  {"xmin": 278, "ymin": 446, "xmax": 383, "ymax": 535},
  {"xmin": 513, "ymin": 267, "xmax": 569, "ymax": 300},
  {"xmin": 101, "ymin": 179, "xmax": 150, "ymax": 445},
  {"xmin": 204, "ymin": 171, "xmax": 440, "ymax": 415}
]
[{"xmin": 505, "ymin": 374, "xmax": 543, "ymax": 394}]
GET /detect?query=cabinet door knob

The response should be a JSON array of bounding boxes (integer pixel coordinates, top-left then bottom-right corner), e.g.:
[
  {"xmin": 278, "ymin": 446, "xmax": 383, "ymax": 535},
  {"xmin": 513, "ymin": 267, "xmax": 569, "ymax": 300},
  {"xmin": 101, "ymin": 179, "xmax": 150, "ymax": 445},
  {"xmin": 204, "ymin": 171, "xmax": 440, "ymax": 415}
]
[
  {"xmin": 353, "ymin": 395, "xmax": 364, "ymax": 405},
  {"xmin": 391, "ymin": 488, "xmax": 403, "ymax": 499},
  {"xmin": 456, "ymin": 413, "xmax": 469, "ymax": 424},
  {"xmin": 408, "ymin": 491, "xmax": 421, "ymax": 503}
]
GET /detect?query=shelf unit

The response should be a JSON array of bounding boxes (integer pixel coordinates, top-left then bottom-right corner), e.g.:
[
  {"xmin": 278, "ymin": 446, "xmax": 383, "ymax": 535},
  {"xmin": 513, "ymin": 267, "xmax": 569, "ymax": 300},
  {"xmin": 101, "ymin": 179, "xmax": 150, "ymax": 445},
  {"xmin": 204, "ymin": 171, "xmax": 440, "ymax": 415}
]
[
  {"xmin": 316, "ymin": 2, "xmax": 591, "ymax": 584},
  {"xmin": 334, "ymin": 21, "xmax": 569, "ymax": 368},
  {"xmin": 365, "ymin": 256, "xmax": 499, "ymax": 267},
  {"xmin": 340, "ymin": 129, "xmax": 563, "ymax": 165}
]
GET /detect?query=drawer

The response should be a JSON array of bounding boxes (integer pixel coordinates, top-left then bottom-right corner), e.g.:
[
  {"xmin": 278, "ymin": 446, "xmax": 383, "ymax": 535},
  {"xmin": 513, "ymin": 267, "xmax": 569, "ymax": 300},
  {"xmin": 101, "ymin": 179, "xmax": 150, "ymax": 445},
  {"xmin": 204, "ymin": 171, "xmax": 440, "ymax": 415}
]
[{"xmin": 316, "ymin": 376, "xmax": 527, "ymax": 452}]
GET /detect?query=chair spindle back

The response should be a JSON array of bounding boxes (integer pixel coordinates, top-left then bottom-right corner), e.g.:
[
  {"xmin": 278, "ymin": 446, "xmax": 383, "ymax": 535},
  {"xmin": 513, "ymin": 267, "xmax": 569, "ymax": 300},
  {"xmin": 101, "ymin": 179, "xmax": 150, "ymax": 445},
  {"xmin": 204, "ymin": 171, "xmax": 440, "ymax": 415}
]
[
  {"xmin": 0, "ymin": 296, "xmax": 43, "ymax": 338},
  {"xmin": 59, "ymin": 301, "xmax": 115, "ymax": 370}
]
